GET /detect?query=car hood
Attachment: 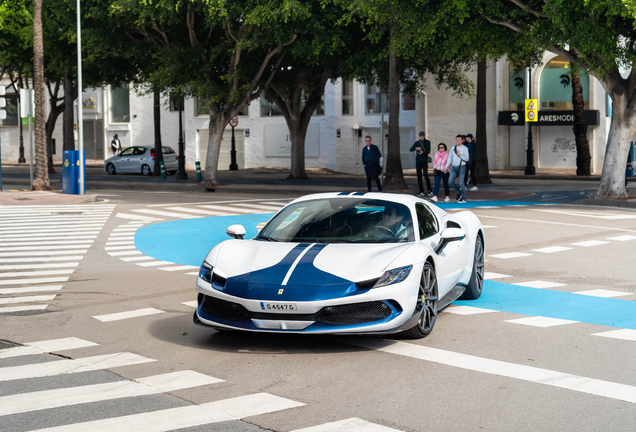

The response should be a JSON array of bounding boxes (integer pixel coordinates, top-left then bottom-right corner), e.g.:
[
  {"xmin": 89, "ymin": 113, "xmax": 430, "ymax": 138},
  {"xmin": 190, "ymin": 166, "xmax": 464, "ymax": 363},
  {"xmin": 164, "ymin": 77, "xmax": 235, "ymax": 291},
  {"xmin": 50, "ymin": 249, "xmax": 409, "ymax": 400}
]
[{"xmin": 208, "ymin": 240, "xmax": 414, "ymax": 301}]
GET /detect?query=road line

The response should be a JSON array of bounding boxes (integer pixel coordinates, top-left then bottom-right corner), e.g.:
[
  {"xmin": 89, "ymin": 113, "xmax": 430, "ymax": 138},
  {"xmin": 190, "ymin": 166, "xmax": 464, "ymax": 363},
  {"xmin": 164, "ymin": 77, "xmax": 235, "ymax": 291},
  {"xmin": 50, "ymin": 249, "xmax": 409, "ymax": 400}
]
[
  {"xmin": 505, "ymin": 316, "xmax": 578, "ymax": 327},
  {"xmin": 0, "ymin": 233, "xmax": 99, "ymax": 240},
  {"xmin": 0, "ymin": 285, "xmax": 63, "ymax": 294},
  {"xmin": 444, "ymin": 305, "xmax": 499, "ymax": 315},
  {"xmin": 512, "ymin": 281, "xmax": 566, "ymax": 289},
  {"xmin": 30, "ymin": 393, "xmax": 304, "ymax": 432},
  {"xmin": 573, "ymin": 289, "xmax": 632, "ymax": 298},
  {"xmin": 0, "ymin": 262, "xmax": 78, "ymax": 271},
  {"xmin": 158, "ymin": 265, "xmax": 199, "ymax": 271},
  {"xmin": 131, "ymin": 209, "xmax": 199, "ymax": 218},
  {"xmin": 120, "ymin": 256, "xmax": 154, "ymax": 262},
  {"xmin": 472, "ymin": 214, "xmax": 636, "ymax": 233},
  {"xmin": 291, "ymin": 418, "xmax": 403, "ymax": 432},
  {"xmin": 529, "ymin": 208, "xmax": 636, "ymax": 220},
  {"xmin": 182, "ymin": 301, "xmax": 197, "ymax": 308},
  {"xmin": 0, "ymin": 221, "xmax": 108, "ymax": 229},
  {"xmin": 107, "ymin": 251, "xmax": 142, "ymax": 256},
  {"xmin": 489, "ymin": 252, "xmax": 533, "ymax": 259},
  {"xmin": 0, "ymin": 228, "xmax": 103, "ymax": 235},
  {"xmin": 197, "ymin": 204, "xmax": 257, "ymax": 213},
  {"xmin": 165, "ymin": 206, "xmax": 225, "ymax": 216},
  {"xmin": 484, "ymin": 272, "xmax": 511, "ymax": 280},
  {"xmin": 0, "ymin": 269, "xmax": 74, "ymax": 278},
  {"xmin": 0, "ymin": 250, "xmax": 87, "ymax": 258},
  {"xmin": 0, "ymin": 352, "xmax": 156, "ymax": 382},
  {"xmin": 592, "ymin": 329, "xmax": 636, "ymax": 342},
  {"xmin": 0, "ymin": 370, "xmax": 223, "ymax": 416},
  {"xmin": 231, "ymin": 203, "xmax": 285, "ymax": 211},
  {"xmin": 571, "ymin": 240, "xmax": 610, "ymax": 247},
  {"xmin": 136, "ymin": 261, "xmax": 176, "ymax": 267},
  {"xmin": 607, "ymin": 235, "xmax": 636, "ymax": 241},
  {"xmin": 0, "ymin": 245, "xmax": 94, "ymax": 252},
  {"xmin": 146, "ymin": 197, "xmax": 293, "ymax": 207},
  {"xmin": 0, "ymin": 240, "xmax": 95, "ymax": 247},
  {"xmin": 0, "ymin": 295, "xmax": 56, "ymax": 304},
  {"xmin": 116, "ymin": 212, "xmax": 162, "ymax": 221},
  {"xmin": 0, "ymin": 337, "xmax": 98, "ymax": 359},
  {"xmin": 107, "ymin": 233, "xmax": 136, "ymax": 238},
  {"xmin": 0, "ymin": 277, "xmax": 69, "ymax": 286},
  {"xmin": 104, "ymin": 246, "xmax": 136, "ymax": 251},
  {"xmin": 0, "ymin": 305, "xmax": 48, "ymax": 313},
  {"xmin": 105, "ymin": 241, "xmax": 135, "ymax": 246},
  {"xmin": 350, "ymin": 339, "xmax": 636, "ymax": 404},
  {"xmin": 92, "ymin": 308, "xmax": 165, "ymax": 322},
  {"xmin": 532, "ymin": 246, "xmax": 573, "ymax": 253}
]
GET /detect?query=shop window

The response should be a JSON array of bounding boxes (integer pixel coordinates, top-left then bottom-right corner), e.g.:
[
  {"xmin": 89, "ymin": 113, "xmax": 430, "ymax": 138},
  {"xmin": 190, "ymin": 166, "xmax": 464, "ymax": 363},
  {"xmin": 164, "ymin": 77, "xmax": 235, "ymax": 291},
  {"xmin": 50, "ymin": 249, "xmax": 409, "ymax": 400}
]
[
  {"xmin": 539, "ymin": 56, "xmax": 589, "ymax": 110},
  {"xmin": 342, "ymin": 80, "xmax": 353, "ymax": 115},
  {"xmin": 0, "ymin": 92, "xmax": 18, "ymax": 126},
  {"xmin": 110, "ymin": 83, "xmax": 130, "ymax": 123},
  {"xmin": 195, "ymin": 96, "xmax": 248, "ymax": 117}
]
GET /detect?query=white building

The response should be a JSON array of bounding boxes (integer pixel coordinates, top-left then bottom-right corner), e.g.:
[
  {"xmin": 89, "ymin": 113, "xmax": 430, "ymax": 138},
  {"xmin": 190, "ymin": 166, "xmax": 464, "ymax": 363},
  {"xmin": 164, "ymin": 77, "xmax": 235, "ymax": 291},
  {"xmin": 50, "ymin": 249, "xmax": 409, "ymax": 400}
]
[{"xmin": 0, "ymin": 53, "xmax": 612, "ymax": 175}]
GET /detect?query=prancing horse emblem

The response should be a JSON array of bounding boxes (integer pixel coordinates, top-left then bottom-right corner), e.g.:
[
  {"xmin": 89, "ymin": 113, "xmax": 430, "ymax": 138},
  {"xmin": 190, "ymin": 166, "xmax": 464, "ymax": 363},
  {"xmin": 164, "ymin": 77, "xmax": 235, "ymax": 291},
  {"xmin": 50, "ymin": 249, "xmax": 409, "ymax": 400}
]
[{"xmin": 278, "ymin": 289, "xmax": 284, "ymax": 295}]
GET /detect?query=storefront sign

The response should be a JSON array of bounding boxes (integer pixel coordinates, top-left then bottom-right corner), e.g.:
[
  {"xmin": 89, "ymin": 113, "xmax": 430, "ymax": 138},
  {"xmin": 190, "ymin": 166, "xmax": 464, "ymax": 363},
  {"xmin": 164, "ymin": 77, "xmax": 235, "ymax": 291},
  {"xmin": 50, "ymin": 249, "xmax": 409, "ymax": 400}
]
[{"xmin": 498, "ymin": 110, "xmax": 599, "ymax": 126}]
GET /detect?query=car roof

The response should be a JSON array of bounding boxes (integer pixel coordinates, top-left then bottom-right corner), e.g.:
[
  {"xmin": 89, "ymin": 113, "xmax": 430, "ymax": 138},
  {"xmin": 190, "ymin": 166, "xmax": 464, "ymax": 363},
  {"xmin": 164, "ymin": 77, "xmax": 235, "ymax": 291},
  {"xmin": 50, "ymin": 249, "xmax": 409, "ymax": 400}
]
[{"xmin": 288, "ymin": 192, "xmax": 447, "ymax": 217}]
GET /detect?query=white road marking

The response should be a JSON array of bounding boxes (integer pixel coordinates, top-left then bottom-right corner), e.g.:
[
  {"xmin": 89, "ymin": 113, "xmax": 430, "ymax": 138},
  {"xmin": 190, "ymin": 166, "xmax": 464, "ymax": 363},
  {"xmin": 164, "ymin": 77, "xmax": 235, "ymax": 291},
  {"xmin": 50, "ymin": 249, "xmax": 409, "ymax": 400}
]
[
  {"xmin": 484, "ymin": 272, "xmax": 512, "ymax": 280},
  {"xmin": 104, "ymin": 246, "xmax": 137, "ymax": 251},
  {"xmin": 131, "ymin": 209, "xmax": 199, "ymax": 219},
  {"xmin": 0, "ymin": 352, "xmax": 156, "ymax": 382},
  {"xmin": 573, "ymin": 289, "xmax": 632, "ymax": 298},
  {"xmin": 165, "ymin": 206, "xmax": 224, "ymax": 216},
  {"xmin": 607, "ymin": 235, "xmax": 636, "ymax": 241},
  {"xmin": 0, "ymin": 337, "xmax": 98, "ymax": 359},
  {"xmin": 0, "ymin": 233, "xmax": 99, "ymax": 240},
  {"xmin": 0, "ymin": 256, "xmax": 83, "ymax": 263},
  {"xmin": 30, "ymin": 393, "xmax": 304, "ymax": 432},
  {"xmin": 0, "ymin": 295, "xmax": 56, "ymax": 304},
  {"xmin": 182, "ymin": 301, "xmax": 198, "ymax": 308},
  {"xmin": 0, "ymin": 222, "xmax": 107, "ymax": 229},
  {"xmin": 0, "ymin": 285, "xmax": 63, "ymax": 295},
  {"xmin": 481, "ymin": 225, "xmax": 497, "ymax": 228},
  {"xmin": 0, "ymin": 269, "xmax": 74, "ymax": 278},
  {"xmin": 592, "ymin": 329, "xmax": 636, "ymax": 342},
  {"xmin": 120, "ymin": 256, "xmax": 154, "ymax": 262},
  {"xmin": 0, "ymin": 305, "xmax": 48, "ymax": 313},
  {"xmin": 92, "ymin": 308, "xmax": 165, "ymax": 322},
  {"xmin": 197, "ymin": 204, "xmax": 258, "ymax": 213},
  {"xmin": 0, "ymin": 262, "xmax": 78, "ymax": 271},
  {"xmin": 0, "ymin": 239, "xmax": 96, "ymax": 246},
  {"xmin": 105, "ymin": 241, "xmax": 136, "ymax": 246},
  {"xmin": 107, "ymin": 234, "xmax": 136, "ymax": 239},
  {"xmin": 532, "ymin": 246, "xmax": 573, "ymax": 253},
  {"xmin": 136, "ymin": 261, "xmax": 176, "ymax": 267},
  {"xmin": 0, "ymin": 277, "xmax": 69, "ymax": 286},
  {"xmin": 444, "ymin": 306, "xmax": 499, "ymax": 315},
  {"xmin": 291, "ymin": 418, "xmax": 403, "ymax": 432},
  {"xmin": 0, "ymin": 245, "xmax": 94, "ymax": 252},
  {"xmin": 571, "ymin": 240, "xmax": 610, "ymax": 247},
  {"xmin": 505, "ymin": 316, "xmax": 578, "ymax": 327},
  {"xmin": 489, "ymin": 252, "xmax": 533, "ymax": 259},
  {"xmin": 0, "ymin": 250, "xmax": 87, "ymax": 258},
  {"xmin": 231, "ymin": 203, "xmax": 284, "ymax": 211},
  {"xmin": 472, "ymin": 214, "xmax": 636, "ymax": 234},
  {"xmin": 158, "ymin": 265, "xmax": 199, "ymax": 271},
  {"xmin": 512, "ymin": 281, "xmax": 566, "ymax": 289},
  {"xmin": 474, "ymin": 206, "xmax": 501, "ymax": 209},
  {"xmin": 146, "ymin": 197, "xmax": 293, "ymax": 207},
  {"xmin": 185, "ymin": 272, "xmax": 199, "ymax": 276},
  {"xmin": 529, "ymin": 209, "xmax": 636, "ymax": 220},
  {"xmin": 116, "ymin": 212, "xmax": 162, "ymax": 221},
  {"xmin": 108, "ymin": 251, "xmax": 143, "ymax": 256},
  {"xmin": 350, "ymin": 339, "xmax": 636, "ymax": 404},
  {"xmin": 0, "ymin": 370, "xmax": 223, "ymax": 416}
]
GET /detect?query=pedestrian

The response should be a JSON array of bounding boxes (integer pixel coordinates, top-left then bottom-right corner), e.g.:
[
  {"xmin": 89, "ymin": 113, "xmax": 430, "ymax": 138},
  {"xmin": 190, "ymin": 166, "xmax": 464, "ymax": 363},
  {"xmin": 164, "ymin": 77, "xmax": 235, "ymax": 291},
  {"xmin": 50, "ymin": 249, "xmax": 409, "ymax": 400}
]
[
  {"xmin": 464, "ymin": 133, "xmax": 478, "ymax": 191},
  {"xmin": 362, "ymin": 136, "xmax": 383, "ymax": 192},
  {"xmin": 410, "ymin": 131, "xmax": 433, "ymax": 197},
  {"xmin": 431, "ymin": 143, "xmax": 450, "ymax": 202},
  {"xmin": 445, "ymin": 134, "xmax": 470, "ymax": 203},
  {"xmin": 110, "ymin": 134, "xmax": 122, "ymax": 156}
]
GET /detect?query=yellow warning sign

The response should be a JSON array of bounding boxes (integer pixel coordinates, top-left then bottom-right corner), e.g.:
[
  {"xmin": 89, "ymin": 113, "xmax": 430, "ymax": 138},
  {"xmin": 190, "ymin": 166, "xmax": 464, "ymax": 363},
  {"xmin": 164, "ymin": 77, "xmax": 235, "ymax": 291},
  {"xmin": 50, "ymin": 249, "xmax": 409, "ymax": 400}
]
[{"xmin": 525, "ymin": 99, "xmax": 538, "ymax": 122}]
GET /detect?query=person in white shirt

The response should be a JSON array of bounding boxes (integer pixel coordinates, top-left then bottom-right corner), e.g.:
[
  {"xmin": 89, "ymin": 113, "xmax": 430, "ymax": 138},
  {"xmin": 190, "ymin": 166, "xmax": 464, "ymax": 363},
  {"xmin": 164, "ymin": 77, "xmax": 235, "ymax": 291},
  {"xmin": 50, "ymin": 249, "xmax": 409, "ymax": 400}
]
[{"xmin": 444, "ymin": 135, "xmax": 470, "ymax": 203}]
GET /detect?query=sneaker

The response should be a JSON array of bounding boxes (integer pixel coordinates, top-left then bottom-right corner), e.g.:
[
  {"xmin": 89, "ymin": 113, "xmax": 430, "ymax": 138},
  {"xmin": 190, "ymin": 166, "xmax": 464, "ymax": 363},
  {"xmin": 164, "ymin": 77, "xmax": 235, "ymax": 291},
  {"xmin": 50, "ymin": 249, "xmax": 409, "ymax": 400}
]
[
  {"xmin": 427, "ymin": 191, "xmax": 434, "ymax": 197},
  {"xmin": 431, "ymin": 196, "xmax": 438, "ymax": 202},
  {"xmin": 458, "ymin": 199, "xmax": 467, "ymax": 204},
  {"xmin": 471, "ymin": 186, "xmax": 478, "ymax": 191},
  {"xmin": 417, "ymin": 192, "xmax": 425, "ymax": 197},
  {"xmin": 444, "ymin": 196, "xmax": 450, "ymax": 202}
]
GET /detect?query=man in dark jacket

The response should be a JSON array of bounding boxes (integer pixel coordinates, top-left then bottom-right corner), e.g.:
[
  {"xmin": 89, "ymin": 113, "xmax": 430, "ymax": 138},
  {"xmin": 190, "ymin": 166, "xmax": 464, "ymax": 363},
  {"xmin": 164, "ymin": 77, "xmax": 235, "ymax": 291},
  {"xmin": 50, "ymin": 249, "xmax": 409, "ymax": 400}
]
[
  {"xmin": 464, "ymin": 133, "xmax": 477, "ymax": 190},
  {"xmin": 362, "ymin": 136, "xmax": 383, "ymax": 192},
  {"xmin": 410, "ymin": 131, "xmax": 432, "ymax": 197}
]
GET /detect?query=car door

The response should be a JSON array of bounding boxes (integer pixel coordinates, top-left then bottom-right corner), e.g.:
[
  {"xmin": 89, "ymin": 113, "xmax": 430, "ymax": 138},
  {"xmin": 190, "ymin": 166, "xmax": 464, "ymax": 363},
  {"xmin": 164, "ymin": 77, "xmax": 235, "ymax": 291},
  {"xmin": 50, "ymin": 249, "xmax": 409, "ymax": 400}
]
[
  {"xmin": 415, "ymin": 203, "xmax": 463, "ymax": 299},
  {"xmin": 130, "ymin": 147, "xmax": 148, "ymax": 173},
  {"xmin": 116, "ymin": 147, "xmax": 135, "ymax": 172}
]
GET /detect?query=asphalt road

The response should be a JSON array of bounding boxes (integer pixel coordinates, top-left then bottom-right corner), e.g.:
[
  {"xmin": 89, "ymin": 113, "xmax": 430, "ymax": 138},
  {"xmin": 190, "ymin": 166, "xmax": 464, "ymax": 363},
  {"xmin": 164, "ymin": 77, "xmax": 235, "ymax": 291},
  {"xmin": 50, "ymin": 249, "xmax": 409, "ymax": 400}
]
[{"xmin": 1, "ymin": 190, "xmax": 635, "ymax": 432}]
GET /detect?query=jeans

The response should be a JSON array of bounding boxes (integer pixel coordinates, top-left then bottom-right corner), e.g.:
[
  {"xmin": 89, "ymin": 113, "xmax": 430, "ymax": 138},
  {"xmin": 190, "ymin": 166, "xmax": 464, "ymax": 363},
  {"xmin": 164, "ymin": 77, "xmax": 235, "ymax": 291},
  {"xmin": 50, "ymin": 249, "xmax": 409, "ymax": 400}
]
[
  {"xmin": 434, "ymin": 171, "xmax": 450, "ymax": 197},
  {"xmin": 448, "ymin": 165, "xmax": 466, "ymax": 200},
  {"xmin": 416, "ymin": 160, "xmax": 432, "ymax": 193}
]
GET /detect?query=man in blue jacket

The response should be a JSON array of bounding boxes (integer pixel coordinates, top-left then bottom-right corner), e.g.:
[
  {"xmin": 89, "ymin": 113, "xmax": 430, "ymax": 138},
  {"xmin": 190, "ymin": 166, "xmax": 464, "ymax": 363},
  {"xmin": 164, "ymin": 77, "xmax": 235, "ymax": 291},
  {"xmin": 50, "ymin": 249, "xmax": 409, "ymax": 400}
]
[
  {"xmin": 362, "ymin": 136, "xmax": 383, "ymax": 192},
  {"xmin": 464, "ymin": 134, "xmax": 477, "ymax": 191}
]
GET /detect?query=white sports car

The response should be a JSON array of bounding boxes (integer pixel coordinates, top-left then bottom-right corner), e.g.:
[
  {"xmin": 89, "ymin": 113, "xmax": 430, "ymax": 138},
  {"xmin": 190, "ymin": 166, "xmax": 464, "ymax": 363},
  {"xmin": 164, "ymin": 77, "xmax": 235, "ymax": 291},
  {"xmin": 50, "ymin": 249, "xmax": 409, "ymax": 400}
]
[{"xmin": 194, "ymin": 192, "xmax": 485, "ymax": 338}]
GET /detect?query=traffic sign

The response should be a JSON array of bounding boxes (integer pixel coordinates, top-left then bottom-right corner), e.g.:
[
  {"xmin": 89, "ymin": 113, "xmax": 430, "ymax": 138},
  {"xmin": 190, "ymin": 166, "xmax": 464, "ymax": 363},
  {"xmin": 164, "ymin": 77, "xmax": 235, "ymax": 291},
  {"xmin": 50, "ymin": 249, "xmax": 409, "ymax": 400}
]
[
  {"xmin": 229, "ymin": 116, "xmax": 239, "ymax": 128},
  {"xmin": 525, "ymin": 98, "xmax": 538, "ymax": 122}
]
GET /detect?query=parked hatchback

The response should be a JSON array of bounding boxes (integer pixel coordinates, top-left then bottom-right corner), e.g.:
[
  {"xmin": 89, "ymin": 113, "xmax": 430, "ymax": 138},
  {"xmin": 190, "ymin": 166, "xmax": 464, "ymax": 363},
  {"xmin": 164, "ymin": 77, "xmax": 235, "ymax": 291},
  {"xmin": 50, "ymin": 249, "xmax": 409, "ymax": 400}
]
[{"xmin": 104, "ymin": 146, "xmax": 178, "ymax": 176}]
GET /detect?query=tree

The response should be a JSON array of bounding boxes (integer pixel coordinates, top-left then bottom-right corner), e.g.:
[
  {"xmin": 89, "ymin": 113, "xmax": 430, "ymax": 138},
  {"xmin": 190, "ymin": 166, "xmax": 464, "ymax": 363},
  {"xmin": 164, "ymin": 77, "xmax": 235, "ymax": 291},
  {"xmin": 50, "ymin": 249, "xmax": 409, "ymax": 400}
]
[
  {"xmin": 475, "ymin": 58, "xmax": 491, "ymax": 183},
  {"xmin": 570, "ymin": 65, "xmax": 591, "ymax": 176},
  {"xmin": 32, "ymin": 0, "xmax": 49, "ymax": 190},
  {"xmin": 475, "ymin": 0, "xmax": 636, "ymax": 198}
]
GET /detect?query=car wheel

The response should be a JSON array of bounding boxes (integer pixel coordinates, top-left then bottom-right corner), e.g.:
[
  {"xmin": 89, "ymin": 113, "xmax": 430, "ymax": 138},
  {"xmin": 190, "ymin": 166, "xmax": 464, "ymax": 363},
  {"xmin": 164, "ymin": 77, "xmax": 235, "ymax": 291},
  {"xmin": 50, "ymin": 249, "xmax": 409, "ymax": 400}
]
[
  {"xmin": 460, "ymin": 234, "xmax": 484, "ymax": 300},
  {"xmin": 168, "ymin": 170, "xmax": 177, "ymax": 175},
  {"xmin": 141, "ymin": 164, "xmax": 151, "ymax": 176},
  {"xmin": 106, "ymin": 163, "xmax": 116, "ymax": 175},
  {"xmin": 400, "ymin": 262, "xmax": 438, "ymax": 339}
]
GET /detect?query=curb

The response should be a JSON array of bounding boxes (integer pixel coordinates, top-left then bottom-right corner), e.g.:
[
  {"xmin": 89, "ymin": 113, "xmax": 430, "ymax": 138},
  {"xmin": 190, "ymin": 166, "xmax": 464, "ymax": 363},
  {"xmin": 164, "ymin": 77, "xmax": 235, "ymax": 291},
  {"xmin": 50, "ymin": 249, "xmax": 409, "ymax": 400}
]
[{"xmin": 572, "ymin": 198, "xmax": 636, "ymax": 209}]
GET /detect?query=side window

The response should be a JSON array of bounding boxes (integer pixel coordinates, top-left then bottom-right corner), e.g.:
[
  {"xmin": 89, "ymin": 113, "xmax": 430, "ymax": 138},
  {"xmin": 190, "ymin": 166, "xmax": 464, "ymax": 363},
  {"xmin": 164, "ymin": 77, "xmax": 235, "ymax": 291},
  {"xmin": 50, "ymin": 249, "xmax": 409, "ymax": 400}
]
[
  {"xmin": 416, "ymin": 203, "xmax": 438, "ymax": 240},
  {"xmin": 120, "ymin": 148, "xmax": 134, "ymax": 156}
]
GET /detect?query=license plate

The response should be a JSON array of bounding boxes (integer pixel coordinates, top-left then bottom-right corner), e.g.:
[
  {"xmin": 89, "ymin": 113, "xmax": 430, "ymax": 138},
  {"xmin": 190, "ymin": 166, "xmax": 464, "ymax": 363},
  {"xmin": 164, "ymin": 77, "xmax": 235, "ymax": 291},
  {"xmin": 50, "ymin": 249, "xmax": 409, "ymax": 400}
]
[{"xmin": 260, "ymin": 302, "xmax": 297, "ymax": 311}]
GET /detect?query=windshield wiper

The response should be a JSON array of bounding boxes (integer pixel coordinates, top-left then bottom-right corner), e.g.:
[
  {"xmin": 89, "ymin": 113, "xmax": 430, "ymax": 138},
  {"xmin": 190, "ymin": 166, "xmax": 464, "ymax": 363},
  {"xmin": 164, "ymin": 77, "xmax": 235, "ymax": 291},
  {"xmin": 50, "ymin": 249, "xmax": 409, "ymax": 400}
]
[
  {"xmin": 256, "ymin": 235, "xmax": 279, "ymax": 242},
  {"xmin": 315, "ymin": 239, "xmax": 346, "ymax": 244}
]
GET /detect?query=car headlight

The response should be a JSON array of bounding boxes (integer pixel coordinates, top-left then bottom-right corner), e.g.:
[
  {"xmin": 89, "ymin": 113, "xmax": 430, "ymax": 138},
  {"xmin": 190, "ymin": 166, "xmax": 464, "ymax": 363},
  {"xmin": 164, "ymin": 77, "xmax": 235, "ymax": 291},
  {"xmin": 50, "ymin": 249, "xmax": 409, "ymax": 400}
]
[
  {"xmin": 374, "ymin": 265, "xmax": 413, "ymax": 288},
  {"xmin": 199, "ymin": 261, "xmax": 213, "ymax": 283}
]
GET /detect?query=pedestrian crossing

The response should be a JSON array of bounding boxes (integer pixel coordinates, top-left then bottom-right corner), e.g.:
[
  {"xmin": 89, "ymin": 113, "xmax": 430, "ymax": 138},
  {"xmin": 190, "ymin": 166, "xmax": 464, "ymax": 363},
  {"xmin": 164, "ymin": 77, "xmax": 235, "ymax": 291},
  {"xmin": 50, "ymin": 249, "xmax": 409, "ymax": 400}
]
[
  {"xmin": 0, "ymin": 204, "xmax": 116, "ymax": 314},
  {"xmin": 0, "ymin": 336, "xmax": 399, "ymax": 432}
]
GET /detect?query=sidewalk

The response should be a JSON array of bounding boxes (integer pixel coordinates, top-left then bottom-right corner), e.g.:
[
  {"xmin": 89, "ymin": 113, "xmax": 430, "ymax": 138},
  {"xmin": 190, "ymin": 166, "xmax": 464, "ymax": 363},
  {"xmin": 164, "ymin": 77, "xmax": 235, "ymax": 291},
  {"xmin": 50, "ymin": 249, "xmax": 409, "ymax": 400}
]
[{"xmin": 0, "ymin": 190, "xmax": 97, "ymax": 205}]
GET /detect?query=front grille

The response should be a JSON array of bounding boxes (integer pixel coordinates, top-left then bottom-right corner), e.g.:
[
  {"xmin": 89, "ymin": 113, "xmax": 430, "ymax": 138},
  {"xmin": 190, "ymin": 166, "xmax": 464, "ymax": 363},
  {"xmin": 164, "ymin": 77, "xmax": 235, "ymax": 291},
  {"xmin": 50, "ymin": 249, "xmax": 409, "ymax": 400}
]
[{"xmin": 200, "ymin": 295, "xmax": 393, "ymax": 326}]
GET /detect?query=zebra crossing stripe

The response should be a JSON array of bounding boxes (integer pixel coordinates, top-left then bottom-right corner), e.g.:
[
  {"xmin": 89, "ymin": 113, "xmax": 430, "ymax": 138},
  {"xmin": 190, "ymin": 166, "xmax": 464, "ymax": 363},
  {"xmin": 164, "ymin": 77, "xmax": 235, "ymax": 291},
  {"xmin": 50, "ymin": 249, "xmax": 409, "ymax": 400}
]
[
  {"xmin": 0, "ymin": 262, "xmax": 78, "ymax": 271},
  {"xmin": 116, "ymin": 213, "xmax": 162, "ymax": 221},
  {"xmin": 0, "ymin": 337, "xmax": 98, "ymax": 359},
  {"xmin": 231, "ymin": 203, "xmax": 284, "ymax": 211},
  {"xmin": 93, "ymin": 308, "xmax": 164, "ymax": 322},
  {"xmin": 131, "ymin": 209, "xmax": 199, "ymax": 218},
  {"xmin": 29, "ymin": 393, "xmax": 304, "ymax": 432},
  {"xmin": 165, "ymin": 206, "xmax": 224, "ymax": 216},
  {"xmin": 158, "ymin": 265, "xmax": 199, "ymax": 272},
  {"xmin": 0, "ymin": 304, "xmax": 48, "ymax": 313},
  {"xmin": 0, "ymin": 370, "xmax": 223, "ymax": 416},
  {"xmin": 0, "ymin": 352, "xmax": 156, "ymax": 382},
  {"xmin": 0, "ymin": 277, "xmax": 69, "ymax": 286},
  {"xmin": 197, "ymin": 204, "xmax": 256, "ymax": 213},
  {"xmin": 0, "ymin": 250, "xmax": 88, "ymax": 257},
  {"xmin": 0, "ymin": 285, "xmax": 63, "ymax": 295},
  {"xmin": 0, "ymin": 294, "xmax": 56, "ymax": 305},
  {"xmin": 291, "ymin": 418, "xmax": 403, "ymax": 432},
  {"xmin": 0, "ymin": 233, "xmax": 99, "ymax": 240},
  {"xmin": 0, "ymin": 256, "xmax": 84, "ymax": 263},
  {"xmin": 0, "ymin": 269, "xmax": 74, "ymax": 278}
]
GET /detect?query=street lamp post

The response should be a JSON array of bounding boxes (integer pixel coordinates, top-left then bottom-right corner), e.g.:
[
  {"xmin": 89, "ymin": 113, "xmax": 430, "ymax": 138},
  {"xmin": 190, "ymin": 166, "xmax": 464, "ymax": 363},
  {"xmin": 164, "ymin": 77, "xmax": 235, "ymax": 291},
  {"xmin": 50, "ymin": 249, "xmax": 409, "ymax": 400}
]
[
  {"xmin": 176, "ymin": 90, "xmax": 188, "ymax": 180},
  {"xmin": 525, "ymin": 67, "xmax": 536, "ymax": 175},
  {"xmin": 77, "ymin": 0, "xmax": 85, "ymax": 194},
  {"xmin": 229, "ymin": 116, "xmax": 238, "ymax": 170},
  {"xmin": 18, "ymin": 97, "xmax": 25, "ymax": 163}
]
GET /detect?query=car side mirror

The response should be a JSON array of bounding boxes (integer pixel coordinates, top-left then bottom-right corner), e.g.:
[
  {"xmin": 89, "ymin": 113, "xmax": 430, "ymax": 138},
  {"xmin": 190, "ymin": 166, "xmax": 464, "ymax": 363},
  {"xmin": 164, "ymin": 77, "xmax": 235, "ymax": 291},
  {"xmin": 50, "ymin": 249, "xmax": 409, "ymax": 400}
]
[
  {"xmin": 226, "ymin": 224, "xmax": 246, "ymax": 240},
  {"xmin": 434, "ymin": 227, "xmax": 466, "ymax": 254}
]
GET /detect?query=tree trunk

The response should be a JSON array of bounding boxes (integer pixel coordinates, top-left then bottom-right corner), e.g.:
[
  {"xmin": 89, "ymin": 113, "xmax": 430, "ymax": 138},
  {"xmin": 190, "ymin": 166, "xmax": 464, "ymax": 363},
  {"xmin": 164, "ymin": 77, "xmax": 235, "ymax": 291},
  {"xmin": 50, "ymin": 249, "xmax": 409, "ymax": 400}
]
[
  {"xmin": 45, "ymin": 108, "xmax": 63, "ymax": 174},
  {"xmin": 32, "ymin": 0, "xmax": 50, "ymax": 191},
  {"xmin": 63, "ymin": 66, "xmax": 75, "ymax": 151},
  {"xmin": 201, "ymin": 110, "xmax": 225, "ymax": 186},
  {"xmin": 475, "ymin": 58, "xmax": 492, "ymax": 184},
  {"xmin": 152, "ymin": 87, "xmax": 164, "ymax": 176},
  {"xmin": 571, "ymin": 67, "xmax": 591, "ymax": 176},
  {"xmin": 385, "ymin": 28, "xmax": 407, "ymax": 190},
  {"xmin": 288, "ymin": 120, "xmax": 310, "ymax": 180}
]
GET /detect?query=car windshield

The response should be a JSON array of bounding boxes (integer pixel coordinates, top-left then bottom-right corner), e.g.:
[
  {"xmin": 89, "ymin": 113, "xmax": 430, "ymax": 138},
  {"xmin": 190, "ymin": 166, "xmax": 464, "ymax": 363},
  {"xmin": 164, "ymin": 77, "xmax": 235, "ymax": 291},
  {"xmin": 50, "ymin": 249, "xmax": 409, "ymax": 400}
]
[{"xmin": 256, "ymin": 198, "xmax": 414, "ymax": 243}]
